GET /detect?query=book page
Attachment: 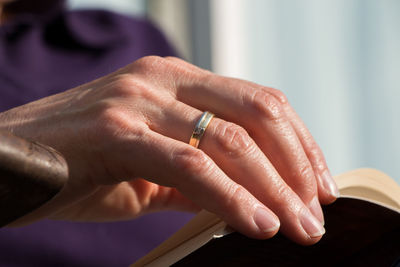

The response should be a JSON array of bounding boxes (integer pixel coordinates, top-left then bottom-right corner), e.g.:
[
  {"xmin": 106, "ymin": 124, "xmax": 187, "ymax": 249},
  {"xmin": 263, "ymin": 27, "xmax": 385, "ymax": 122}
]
[{"xmin": 132, "ymin": 168, "xmax": 400, "ymax": 266}]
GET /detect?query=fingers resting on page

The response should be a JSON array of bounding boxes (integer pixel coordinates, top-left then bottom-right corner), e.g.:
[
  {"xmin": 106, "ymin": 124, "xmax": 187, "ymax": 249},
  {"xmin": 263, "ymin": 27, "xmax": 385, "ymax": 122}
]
[{"xmin": 0, "ymin": 56, "xmax": 339, "ymax": 245}]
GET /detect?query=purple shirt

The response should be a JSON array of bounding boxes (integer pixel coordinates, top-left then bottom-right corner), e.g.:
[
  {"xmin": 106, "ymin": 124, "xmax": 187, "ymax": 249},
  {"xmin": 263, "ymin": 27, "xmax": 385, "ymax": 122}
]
[{"xmin": 0, "ymin": 3, "xmax": 194, "ymax": 266}]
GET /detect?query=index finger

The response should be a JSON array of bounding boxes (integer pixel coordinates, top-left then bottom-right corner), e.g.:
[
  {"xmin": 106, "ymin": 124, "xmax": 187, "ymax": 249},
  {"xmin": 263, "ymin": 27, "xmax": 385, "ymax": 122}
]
[
  {"xmin": 105, "ymin": 125, "xmax": 281, "ymax": 240},
  {"xmin": 145, "ymin": 100, "xmax": 325, "ymax": 244},
  {"xmin": 162, "ymin": 57, "xmax": 337, "ymax": 204}
]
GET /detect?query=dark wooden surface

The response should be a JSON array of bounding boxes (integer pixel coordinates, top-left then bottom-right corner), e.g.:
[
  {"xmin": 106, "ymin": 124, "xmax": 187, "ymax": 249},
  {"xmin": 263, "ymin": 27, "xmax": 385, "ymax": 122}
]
[
  {"xmin": 174, "ymin": 198, "xmax": 400, "ymax": 267},
  {"xmin": 0, "ymin": 130, "xmax": 68, "ymax": 227}
]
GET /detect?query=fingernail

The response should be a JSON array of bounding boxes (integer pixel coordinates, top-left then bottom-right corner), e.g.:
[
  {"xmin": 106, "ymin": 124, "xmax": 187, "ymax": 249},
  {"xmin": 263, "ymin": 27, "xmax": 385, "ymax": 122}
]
[
  {"xmin": 321, "ymin": 170, "xmax": 340, "ymax": 198},
  {"xmin": 254, "ymin": 207, "xmax": 280, "ymax": 233},
  {"xmin": 299, "ymin": 208, "xmax": 325, "ymax": 238},
  {"xmin": 308, "ymin": 196, "xmax": 324, "ymax": 225}
]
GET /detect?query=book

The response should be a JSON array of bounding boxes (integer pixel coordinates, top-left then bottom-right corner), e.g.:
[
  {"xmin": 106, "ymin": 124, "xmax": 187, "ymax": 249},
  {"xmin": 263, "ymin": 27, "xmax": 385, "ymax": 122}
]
[{"xmin": 132, "ymin": 168, "xmax": 400, "ymax": 267}]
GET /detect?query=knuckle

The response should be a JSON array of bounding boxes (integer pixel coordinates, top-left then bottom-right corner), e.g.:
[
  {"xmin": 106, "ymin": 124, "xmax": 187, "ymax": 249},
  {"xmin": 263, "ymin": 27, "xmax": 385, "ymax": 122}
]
[
  {"xmin": 308, "ymin": 146, "xmax": 327, "ymax": 172},
  {"xmin": 167, "ymin": 59, "xmax": 205, "ymax": 81},
  {"xmin": 167, "ymin": 56, "xmax": 210, "ymax": 74},
  {"xmin": 108, "ymin": 75, "xmax": 137, "ymax": 96},
  {"xmin": 222, "ymin": 184, "xmax": 249, "ymax": 212},
  {"xmin": 275, "ymin": 184, "xmax": 293, "ymax": 203},
  {"xmin": 97, "ymin": 105, "xmax": 127, "ymax": 126},
  {"xmin": 164, "ymin": 56, "xmax": 182, "ymax": 62},
  {"xmin": 308, "ymin": 146, "xmax": 320, "ymax": 162},
  {"xmin": 249, "ymin": 90, "xmax": 285, "ymax": 121},
  {"xmin": 165, "ymin": 56, "xmax": 210, "ymax": 82},
  {"xmin": 96, "ymin": 105, "xmax": 129, "ymax": 133},
  {"xmin": 298, "ymin": 163, "xmax": 315, "ymax": 181},
  {"xmin": 126, "ymin": 56, "xmax": 169, "ymax": 78},
  {"xmin": 214, "ymin": 121, "xmax": 255, "ymax": 159},
  {"xmin": 307, "ymin": 142, "xmax": 323, "ymax": 161},
  {"xmin": 131, "ymin": 55, "xmax": 166, "ymax": 71},
  {"xmin": 267, "ymin": 87, "xmax": 289, "ymax": 104},
  {"xmin": 172, "ymin": 147, "xmax": 212, "ymax": 176},
  {"xmin": 91, "ymin": 101, "xmax": 145, "ymax": 139},
  {"xmin": 112, "ymin": 75, "xmax": 151, "ymax": 97}
]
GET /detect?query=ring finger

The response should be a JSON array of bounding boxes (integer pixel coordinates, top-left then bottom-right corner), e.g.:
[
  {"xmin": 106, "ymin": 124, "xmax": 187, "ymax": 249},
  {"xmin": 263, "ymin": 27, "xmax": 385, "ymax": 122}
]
[{"xmin": 146, "ymin": 97, "xmax": 325, "ymax": 245}]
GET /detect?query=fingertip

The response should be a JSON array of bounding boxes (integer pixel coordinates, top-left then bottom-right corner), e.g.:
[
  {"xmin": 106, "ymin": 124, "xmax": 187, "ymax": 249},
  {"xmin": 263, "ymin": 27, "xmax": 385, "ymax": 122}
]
[
  {"xmin": 322, "ymin": 170, "xmax": 340, "ymax": 197},
  {"xmin": 299, "ymin": 234, "xmax": 324, "ymax": 246},
  {"xmin": 320, "ymin": 194, "xmax": 338, "ymax": 205},
  {"xmin": 253, "ymin": 206, "xmax": 280, "ymax": 238},
  {"xmin": 317, "ymin": 170, "xmax": 340, "ymax": 204},
  {"xmin": 298, "ymin": 207, "xmax": 326, "ymax": 243},
  {"xmin": 308, "ymin": 196, "xmax": 325, "ymax": 225}
]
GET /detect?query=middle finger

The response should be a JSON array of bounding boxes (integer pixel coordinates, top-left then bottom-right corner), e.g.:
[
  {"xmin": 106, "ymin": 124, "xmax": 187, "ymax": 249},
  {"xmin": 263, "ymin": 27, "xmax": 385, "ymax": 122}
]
[
  {"xmin": 173, "ymin": 75, "xmax": 323, "ymax": 224},
  {"xmin": 146, "ymin": 98, "xmax": 325, "ymax": 244}
]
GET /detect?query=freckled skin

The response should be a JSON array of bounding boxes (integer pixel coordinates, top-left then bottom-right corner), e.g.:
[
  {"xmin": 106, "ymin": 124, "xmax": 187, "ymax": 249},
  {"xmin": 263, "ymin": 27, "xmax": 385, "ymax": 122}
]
[{"xmin": 0, "ymin": 56, "xmax": 337, "ymax": 245}]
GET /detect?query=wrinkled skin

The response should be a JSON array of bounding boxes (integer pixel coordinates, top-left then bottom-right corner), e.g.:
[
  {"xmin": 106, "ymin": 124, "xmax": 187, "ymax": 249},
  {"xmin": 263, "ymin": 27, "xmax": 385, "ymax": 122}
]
[{"xmin": 0, "ymin": 56, "xmax": 339, "ymax": 245}]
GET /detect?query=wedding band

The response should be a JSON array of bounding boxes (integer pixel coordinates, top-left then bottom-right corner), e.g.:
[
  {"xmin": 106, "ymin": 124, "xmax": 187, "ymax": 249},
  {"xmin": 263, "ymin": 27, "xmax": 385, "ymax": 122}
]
[{"xmin": 189, "ymin": 111, "xmax": 215, "ymax": 148}]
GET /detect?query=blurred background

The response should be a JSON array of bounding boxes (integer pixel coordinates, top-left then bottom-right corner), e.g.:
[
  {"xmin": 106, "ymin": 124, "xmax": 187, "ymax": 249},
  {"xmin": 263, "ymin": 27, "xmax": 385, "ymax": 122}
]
[{"xmin": 68, "ymin": 0, "xmax": 400, "ymax": 183}]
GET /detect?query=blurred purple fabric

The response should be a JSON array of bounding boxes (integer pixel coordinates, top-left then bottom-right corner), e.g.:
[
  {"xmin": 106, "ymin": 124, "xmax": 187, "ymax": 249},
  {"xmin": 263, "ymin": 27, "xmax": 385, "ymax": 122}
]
[{"xmin": 0, "ymin": 2, "xmax": 194, "ymax": 266}]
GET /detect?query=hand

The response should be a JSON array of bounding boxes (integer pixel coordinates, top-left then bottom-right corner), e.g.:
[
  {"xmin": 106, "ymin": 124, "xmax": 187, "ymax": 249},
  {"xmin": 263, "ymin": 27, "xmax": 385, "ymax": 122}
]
[{"xmin": 0, "ymin": 56, "xmax": 339, "ymax": 245}]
